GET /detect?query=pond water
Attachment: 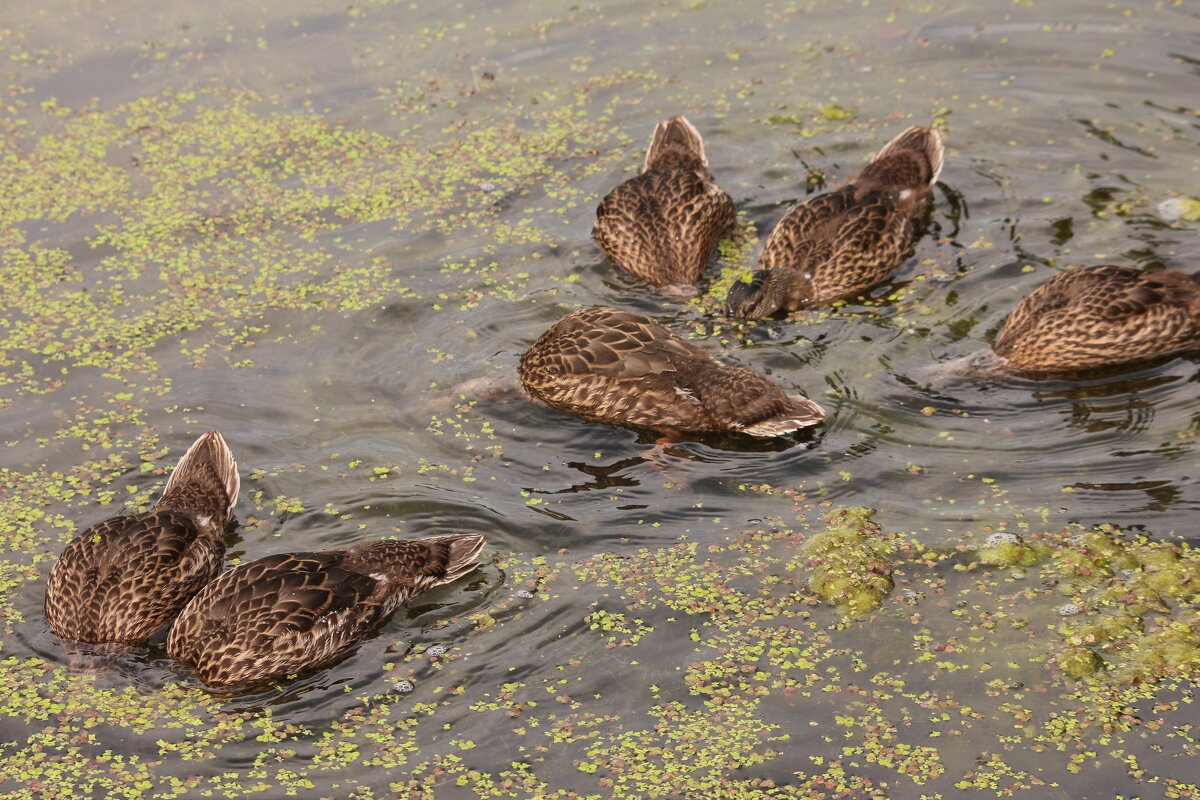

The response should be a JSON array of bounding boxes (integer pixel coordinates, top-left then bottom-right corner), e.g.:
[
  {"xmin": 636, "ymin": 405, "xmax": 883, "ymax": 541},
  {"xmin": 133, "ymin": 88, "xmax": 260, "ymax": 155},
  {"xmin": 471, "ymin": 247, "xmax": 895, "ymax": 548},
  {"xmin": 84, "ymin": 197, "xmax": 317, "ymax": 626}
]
[{"xmin": 2, "ymin": 0, "xmax": 1199, "ymax": 797}]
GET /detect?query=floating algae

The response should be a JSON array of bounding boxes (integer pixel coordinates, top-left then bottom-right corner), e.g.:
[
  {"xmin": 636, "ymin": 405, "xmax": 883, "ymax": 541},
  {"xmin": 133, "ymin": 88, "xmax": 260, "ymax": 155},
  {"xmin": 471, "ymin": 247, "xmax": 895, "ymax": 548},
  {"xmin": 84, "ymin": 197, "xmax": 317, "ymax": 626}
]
[
  {"xmin": 795, "ymin": 507, "xmax": 894, "ymax": 618},
  {"xmin": 1050, "ymin": 525, "xmax": 1200, "ymax": 684},
  {"xmin": 977, "ymin": 531, "xmax": 1047, "ymax": 568}
]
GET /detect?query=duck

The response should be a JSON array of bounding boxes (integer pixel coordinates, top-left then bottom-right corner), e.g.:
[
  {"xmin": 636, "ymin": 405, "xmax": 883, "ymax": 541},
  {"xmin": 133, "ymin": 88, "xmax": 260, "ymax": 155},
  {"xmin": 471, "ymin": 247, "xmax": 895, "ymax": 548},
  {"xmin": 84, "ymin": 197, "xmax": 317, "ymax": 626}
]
[
  {"xmin": 519, "ymin": 306, "xmax": 825, "ymax": 437},
  {"xmin": 44, "ymin": 431, "xmax": 240, "ymax": 646},
  {"xmin": 167, "ymin": 533, "xmax": 485, "ymax": 691},
  {"xmin": 727, "ymin": 125, "xmax": 944, "ymax": 319},
  {"xmin": 945, "ymin": 265, "xmax": 1200, "ymax": 377},
  {"xmin": 593, "ymin": 115, "xmax": 735, "ymax": 294}
]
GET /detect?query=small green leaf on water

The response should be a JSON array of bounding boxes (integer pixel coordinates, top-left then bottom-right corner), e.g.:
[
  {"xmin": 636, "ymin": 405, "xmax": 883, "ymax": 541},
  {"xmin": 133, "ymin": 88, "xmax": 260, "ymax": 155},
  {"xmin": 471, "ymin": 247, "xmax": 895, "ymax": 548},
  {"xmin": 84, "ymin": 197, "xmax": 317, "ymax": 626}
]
[{"xmin": 819, "ymin": 104, "xmax": 854, "ymax": 121}]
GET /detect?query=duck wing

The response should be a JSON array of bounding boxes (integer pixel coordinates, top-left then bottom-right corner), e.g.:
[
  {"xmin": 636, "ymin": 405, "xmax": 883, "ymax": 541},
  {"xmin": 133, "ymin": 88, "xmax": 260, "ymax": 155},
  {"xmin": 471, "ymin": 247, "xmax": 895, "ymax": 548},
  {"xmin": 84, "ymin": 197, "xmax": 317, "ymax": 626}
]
[
  {"xmin": 521, "ymin": 307, "xmax": 824, "ymax": 434},
  {"xmin": 524, "ymin": 306, "xmax": 716, "ymax": 381},
  {"xmin": 168, "ymin": 551, "xmax": 384, "ymax": 690}
]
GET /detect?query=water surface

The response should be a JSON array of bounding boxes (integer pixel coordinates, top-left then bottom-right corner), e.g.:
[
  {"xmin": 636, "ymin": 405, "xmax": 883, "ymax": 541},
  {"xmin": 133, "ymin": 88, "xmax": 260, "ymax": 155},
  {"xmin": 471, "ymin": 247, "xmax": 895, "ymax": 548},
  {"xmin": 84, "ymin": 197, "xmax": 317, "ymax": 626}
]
[{"xmin": 2, "ymin": 0, "xmax": 1199, "ymax": 797}]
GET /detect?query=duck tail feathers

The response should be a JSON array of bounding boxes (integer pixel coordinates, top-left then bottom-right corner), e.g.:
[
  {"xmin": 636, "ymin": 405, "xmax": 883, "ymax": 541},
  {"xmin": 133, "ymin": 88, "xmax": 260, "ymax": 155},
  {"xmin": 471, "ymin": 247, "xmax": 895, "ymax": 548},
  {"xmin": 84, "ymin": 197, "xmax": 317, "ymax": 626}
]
[
  {"xmin": 645, "ymin": 115, "xmax": 707, "ymax": 171},
  {"xmin": 741, "ymin": 395, "xmax": 827, "ymax": 437},
  {"xmin": 160, "ymin": 431, "xmax": 240, "ymax": 516},
  {"xmin": 871, "ymin": 125, "xmax": 944, "ymax": 185},
  {"xmin": 430, "ymin": 533, "xmax": 487, "ymax": 586}
]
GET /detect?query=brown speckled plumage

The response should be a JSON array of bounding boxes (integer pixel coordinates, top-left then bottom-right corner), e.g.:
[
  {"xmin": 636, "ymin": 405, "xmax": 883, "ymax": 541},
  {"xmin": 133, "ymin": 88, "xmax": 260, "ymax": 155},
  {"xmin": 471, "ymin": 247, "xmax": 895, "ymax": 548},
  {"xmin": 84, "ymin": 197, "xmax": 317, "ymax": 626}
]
[
  {"xmin": 991, "ymin": 266, "xmax": 1200, "ymax": 374},
  {"xmin": 44, "ymin": 431, "xmax": 240, "ymax": 645},
  {"xmin": 728, "ymin": 126, "xmax": 943, "ymax": 318},
  {"xmin": 519, "ymin": 306, "xmax": 825, "ymax": 436},
  {"xmin": 167, "ymin": 534, "xmax": 485, "ymax": 691},
  {"xmin": 593, "ymin": 115, "xmax": 735, "ymax": 291}
]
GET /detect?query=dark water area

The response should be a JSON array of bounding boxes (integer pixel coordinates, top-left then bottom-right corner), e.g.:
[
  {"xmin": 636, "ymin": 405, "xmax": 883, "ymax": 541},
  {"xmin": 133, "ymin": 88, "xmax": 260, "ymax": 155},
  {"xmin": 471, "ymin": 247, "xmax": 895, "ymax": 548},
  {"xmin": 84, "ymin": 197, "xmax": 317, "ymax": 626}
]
[{"xmin": 1, "ymin": 0, "xmax": 1199, "ymax": 797}]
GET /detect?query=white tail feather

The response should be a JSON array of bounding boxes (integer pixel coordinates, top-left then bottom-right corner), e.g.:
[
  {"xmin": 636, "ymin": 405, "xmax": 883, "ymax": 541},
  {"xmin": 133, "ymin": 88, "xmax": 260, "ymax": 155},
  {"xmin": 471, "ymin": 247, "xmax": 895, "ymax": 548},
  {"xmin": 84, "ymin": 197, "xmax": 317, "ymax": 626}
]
[
  {"xmin": 741, "ymin": 396, "xmax": 827, "ymax": 437},
  {"xmin": 644, "ymin": 115, "xmax": 707, "ymax": 171},
  {"xmin": 873, "ymin": 125, "xmax": 944, "ymax": 185},
  {"xmin": 161, "ymin": 431, "xmax": 240, "ymax": 514},
  {"xmin": 435, "ymin": 533, "xmax": 486, "ymax": 586}
]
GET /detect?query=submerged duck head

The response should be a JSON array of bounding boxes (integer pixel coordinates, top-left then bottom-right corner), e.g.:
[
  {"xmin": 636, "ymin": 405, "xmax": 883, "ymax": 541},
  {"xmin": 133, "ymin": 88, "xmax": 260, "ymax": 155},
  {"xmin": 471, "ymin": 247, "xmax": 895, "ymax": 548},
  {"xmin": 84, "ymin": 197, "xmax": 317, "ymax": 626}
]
[{"xmin": 726, "ymin": 269, "xmax": 813, "ymax": 320}]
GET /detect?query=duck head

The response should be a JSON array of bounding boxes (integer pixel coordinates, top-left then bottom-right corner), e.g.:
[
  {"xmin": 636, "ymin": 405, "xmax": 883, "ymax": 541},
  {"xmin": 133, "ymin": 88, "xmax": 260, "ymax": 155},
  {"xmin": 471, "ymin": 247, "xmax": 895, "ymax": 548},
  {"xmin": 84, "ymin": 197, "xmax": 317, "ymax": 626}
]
[{"xmin": 726, "ymin": 269, "xmax": 813, "ymax": 320}]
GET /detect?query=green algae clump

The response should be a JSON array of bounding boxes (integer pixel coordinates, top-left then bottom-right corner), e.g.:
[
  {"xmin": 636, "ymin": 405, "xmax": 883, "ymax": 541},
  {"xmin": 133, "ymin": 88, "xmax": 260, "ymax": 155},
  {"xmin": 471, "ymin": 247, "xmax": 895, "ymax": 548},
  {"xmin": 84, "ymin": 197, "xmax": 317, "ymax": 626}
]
[
  {"xmin": 1054, "ymin": 525, "xmax": 1138, "ymax": 584},
  {"xmin": 797, "ymin": 507, "xmax": 894, "ymax": 618},
  {"xmin": 1048, "ymin": 525, "xmax": 1200, "ymax": 685},
  {"xmin": 1055, "ymin": 645, "xmax": 1106, "ymax": 680},
  {"xmin": 977, "ymin": 532, "xmax": 1045, "ymax": 568}
]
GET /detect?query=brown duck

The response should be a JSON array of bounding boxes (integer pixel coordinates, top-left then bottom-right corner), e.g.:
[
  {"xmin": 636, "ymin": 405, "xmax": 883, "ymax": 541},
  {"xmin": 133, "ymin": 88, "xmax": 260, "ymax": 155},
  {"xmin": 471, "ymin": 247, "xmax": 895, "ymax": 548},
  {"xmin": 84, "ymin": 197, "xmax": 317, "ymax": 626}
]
[
  {"xmin": 727, "ymin": 126, "xmax": 944, "ymax": 318},
  {"xmin": 593, "ymin": 115, "xmax": 735, "ymax": 293},
  {"xmin": 519, "ymin": 306, "xmax": 825, "ymax": 436},
  {"xmin": 167, "ymin": 534, "xmax": 485, "ymax": 691},
  {"xmin": 44, "ymin": 431, "xmax": 239, "ymax": 646},
  {"xmin": 946, "ymin": 266, "xmax": 1200, "ymax": 377}
]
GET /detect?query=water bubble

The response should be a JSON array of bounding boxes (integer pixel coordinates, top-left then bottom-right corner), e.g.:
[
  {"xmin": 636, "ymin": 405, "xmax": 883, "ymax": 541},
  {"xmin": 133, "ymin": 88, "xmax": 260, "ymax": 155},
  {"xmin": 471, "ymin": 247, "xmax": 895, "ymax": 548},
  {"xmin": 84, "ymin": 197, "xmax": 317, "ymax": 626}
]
[
  {"xmin": 393, "ymin": 680, "xmax": 414, "ymax": 693},
  {"xmin": 478, "ymin": 181, "xmax": 498, "ymax": 191},
  {"xmin": 984, "ymin": 532, "xmax": 1020, "ymax": 547},
  {"xmin": 426, "ymin": 644, "xmax": 448, "ymax": 657},
  {"xmin": 1157, "ymin": 197, "xmax": 1200, "ymax": 222},
  {"xmin": 1057, "ymin": 603, "xmax": 1084, "ymax": 617},
  {"xmin": 516, "ymin": 589, "xmax": 534, "ymax": 599}
]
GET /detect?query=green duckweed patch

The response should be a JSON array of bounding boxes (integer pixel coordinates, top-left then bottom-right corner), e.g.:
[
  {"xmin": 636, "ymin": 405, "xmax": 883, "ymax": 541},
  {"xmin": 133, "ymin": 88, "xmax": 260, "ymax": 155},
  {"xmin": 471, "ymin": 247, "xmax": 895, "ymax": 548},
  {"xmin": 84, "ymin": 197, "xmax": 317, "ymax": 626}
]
[
  {"xmin": 796, "ymin": 507, "xmax": 896, "ymax": 617},
  {"xmin": 7, "ymin": 482, "xmax": 1200, "ymax": 798}
]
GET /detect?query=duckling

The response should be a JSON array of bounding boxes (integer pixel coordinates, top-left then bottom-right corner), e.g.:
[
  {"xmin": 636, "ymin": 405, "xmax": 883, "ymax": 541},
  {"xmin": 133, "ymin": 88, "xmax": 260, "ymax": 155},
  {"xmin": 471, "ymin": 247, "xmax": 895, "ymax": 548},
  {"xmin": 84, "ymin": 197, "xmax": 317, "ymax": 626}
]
[
  {"xmin": 947, "ymin": 266, "xmax": 1200, "ymax": 377},
  {"xmin": 593, "ymin": 115, "xmax": 735, "ymax": 294},
  {"xmin": 44, "ymin": 432, "xmax": 239, "ymax": 646},
  {"xmin": 519, "ymin": 306, "xmax": 825, "ymax": 436},
  {"xmin": 727, "ymin": 126, "xmax": 943, "ymax": 319},
  {"xmin": 167, "ymin": 533, "xmax": 485, "ymax": 691}
]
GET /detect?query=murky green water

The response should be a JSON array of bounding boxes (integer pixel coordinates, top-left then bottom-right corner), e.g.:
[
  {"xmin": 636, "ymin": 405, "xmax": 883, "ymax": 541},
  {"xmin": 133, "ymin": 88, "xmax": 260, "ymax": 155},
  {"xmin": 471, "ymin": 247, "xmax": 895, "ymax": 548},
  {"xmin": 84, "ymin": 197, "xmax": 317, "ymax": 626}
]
[{"xmin": 2, "ymin": 0, "xmax": 1199, "ymax": 797}]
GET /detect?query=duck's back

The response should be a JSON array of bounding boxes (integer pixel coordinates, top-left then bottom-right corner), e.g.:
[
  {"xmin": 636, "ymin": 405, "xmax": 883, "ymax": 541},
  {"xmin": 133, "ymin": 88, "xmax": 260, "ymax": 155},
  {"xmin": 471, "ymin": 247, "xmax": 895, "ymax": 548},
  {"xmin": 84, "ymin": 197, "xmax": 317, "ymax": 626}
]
[
  {"xmin": 45, "ymin": 431, "xmax": 238, "ymax": 645},
  {"xmin": 167, "ymin": 551, "xmax": 381, "ymax": 689},
  {"xmin": 995, "ymin": 266, "xmax": 1200, "ymax": 372},
  {"xmin": 594, "ymin": 116, "xmax": 734, "ymax": 289},
  {"xmin": 520, "ymin": 306, "xmax": 824, "ymax": 435},
  {"xmin": 168, "ymin": 534, "xmax": 484, "ymax": 690},
  {"xmin": 762, "ymin": 127, "xmax": 941, "ymax": 282},
  {"xmin": 45, "ymin": 510, "xmax": 223, "ymax": 644},
  {"xmin": 738, "ymin": 127, "xmax": 943, "ymax": 316}
]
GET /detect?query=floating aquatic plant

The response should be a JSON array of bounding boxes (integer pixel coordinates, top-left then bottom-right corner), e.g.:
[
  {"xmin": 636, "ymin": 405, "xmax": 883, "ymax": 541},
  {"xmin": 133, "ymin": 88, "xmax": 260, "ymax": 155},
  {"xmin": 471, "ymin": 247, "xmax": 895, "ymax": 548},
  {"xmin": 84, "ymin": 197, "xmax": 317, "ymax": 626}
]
[{"xmin": 796, "ymin": 507, "xmax": 895, "ymax": 618}]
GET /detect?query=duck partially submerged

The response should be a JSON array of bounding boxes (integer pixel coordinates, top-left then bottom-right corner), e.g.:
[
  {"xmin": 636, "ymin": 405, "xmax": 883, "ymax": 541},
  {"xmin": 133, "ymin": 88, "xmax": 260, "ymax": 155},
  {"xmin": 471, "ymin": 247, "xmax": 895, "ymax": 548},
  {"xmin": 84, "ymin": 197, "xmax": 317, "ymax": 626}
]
[
  {"xmin": 167, "ymin": 534, "xmax": 485, "ymax": 691},
  {"xmin": 593, "ymin": 115, "xmax": 735, "ymax": 293},
  {"xmin": 728, "ymin": 126, "xmax": 943, "ymax": 318},
  {"xmin": 947, "ymin": 266, "xmax": 1200, "ymax": 377},
  {"xmin": 519, "ymin": 306, "xmax": 825, "ymax": 436},
  {"xmin": 44, "ymin": 431, "xmax": 239, "ymax": 646}
]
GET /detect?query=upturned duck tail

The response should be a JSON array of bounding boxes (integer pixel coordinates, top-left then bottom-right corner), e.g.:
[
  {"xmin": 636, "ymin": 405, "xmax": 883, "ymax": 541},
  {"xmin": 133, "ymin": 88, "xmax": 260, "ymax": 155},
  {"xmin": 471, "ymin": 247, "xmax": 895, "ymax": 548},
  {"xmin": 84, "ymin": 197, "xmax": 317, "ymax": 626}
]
[
  {"xmin": 741, "ymin": 395, "xmax": 827, "ymax": 437},
  {"xmin": 158, "ymin": 431, "xmax": 240, "ymax": 518},
  {"xmin": 430, "ymin": 533, "xmax": 487, "ymax": 585},
  {"xmin": 346, "ymin": 533, "xmax": 487, "ymax": 589},
  {"xmin": 645, "ymin": 115, "xmax": 707, "ymax": 171},
  {"xmin": 861, "ymin": 126, "xmax": 944, "ymax": 187}
]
